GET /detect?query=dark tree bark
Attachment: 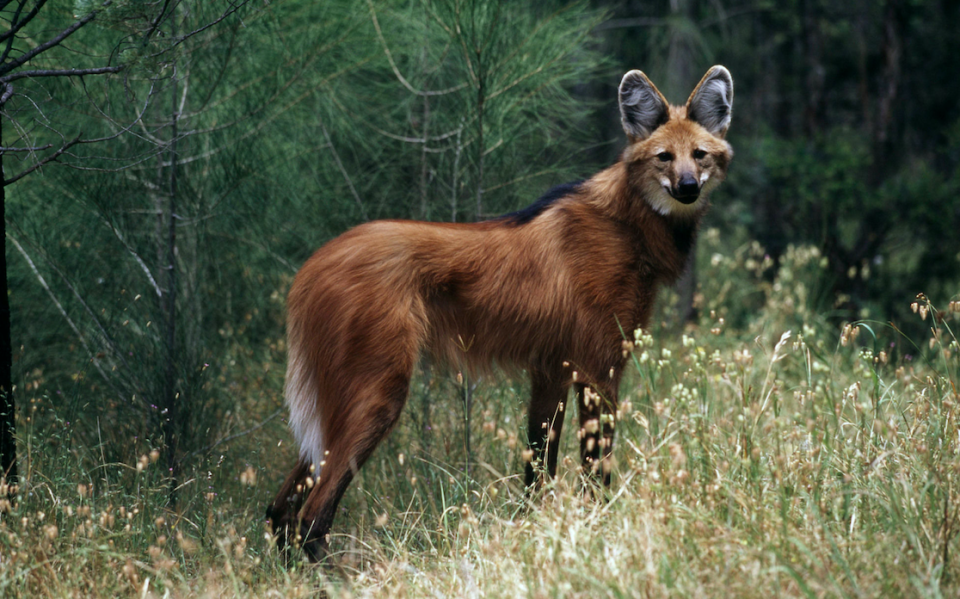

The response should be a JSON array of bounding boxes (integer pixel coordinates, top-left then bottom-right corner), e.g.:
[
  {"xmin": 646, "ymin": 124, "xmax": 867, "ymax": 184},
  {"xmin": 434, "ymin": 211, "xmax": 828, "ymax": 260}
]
[
  {"xmin": 801, "ymin": 0, "xmax": 826, "ymax": 138},
  {"xmin": 0, "ymin": 106, "xmax": 15, "ymax": 485},
  {"xmin": 825, "ymin": 0, "xmax": 906, "ymax": 321},
  {"xmin": 871, "ymin": 0, "xmax": 905, "ymax": 185},
  {"xmin": 161, "ymin": 10, "xmax": 181, "ymax": 498},
  {"xmin": 667, "ymin": 0, "xmax": 700, "ymax": 325}
]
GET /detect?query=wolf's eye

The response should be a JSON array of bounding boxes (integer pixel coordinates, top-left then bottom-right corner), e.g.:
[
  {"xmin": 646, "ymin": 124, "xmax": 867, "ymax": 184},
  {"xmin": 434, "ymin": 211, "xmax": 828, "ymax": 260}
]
[
  {"xmin": 693, "ymin": 149, "xmax": 707, "ymax": 160},
  {"xmin": 657, "ymin": 152, "xmax": 674, "ymax": 162}
]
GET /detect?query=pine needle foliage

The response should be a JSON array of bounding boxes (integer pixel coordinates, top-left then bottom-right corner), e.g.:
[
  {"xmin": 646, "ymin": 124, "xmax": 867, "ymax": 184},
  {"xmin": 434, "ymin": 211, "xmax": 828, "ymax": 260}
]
[{"xmin": 6, "ymin": 0, "xmax": 606, "ymax": 478}]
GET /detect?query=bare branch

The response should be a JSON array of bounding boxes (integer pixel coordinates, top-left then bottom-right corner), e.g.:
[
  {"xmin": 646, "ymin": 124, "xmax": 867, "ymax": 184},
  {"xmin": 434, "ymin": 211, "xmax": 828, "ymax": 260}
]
[
  {"xmin": 0, "ymin": 0, "xmax": 49, "ymax": 45},
  {"xmin": 0, "ymin": 77, "xmax": 159, "ymax": 176},
  {"xmin": 1, "ymin": 0, "xmax": 29, "ymax": 64},
  {"xmin": 140, "ymin": 0, "xmax": 174, "ymax": 47},
  {"xmin": 101, "ymin": 217, "xmax": 164, "ymax": 297},
  {"xmin": 171, "ymin": 1, "xmax": 248, "ymax": 47},
  {"xmin": 0, "ymin": 143, "xmax": 52, "ymax": 153},
  {"xmin": 2, "ymin": 134, "xmax": 82, "ymax": 185},
  {"xmin": 142, "ymin": 0, "xmax": 251, "ymax": 60},
  {"xmin": 1, "ymin": 65, "xmax": 124, "ymax": 83},
  {"xmin": 77, "ymin": 73, "xmax": 160, "ymax": 147},
  {"xmin": 367, "ymin": 123, "xmax": 464, "ymax": 145},
  {"xmin": 0, "ymin": 1, "xmax": 112, "ymax": 78}
]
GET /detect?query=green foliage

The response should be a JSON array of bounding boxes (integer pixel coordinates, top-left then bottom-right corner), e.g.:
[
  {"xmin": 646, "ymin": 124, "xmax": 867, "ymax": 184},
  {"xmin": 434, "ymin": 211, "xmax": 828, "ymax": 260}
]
[
  {"xmin": 281, "ymin": 0, "xmax": 607, "ymax": 225},
  {"xmin": 6, "ymin": 0, "xmax": 606, "ymax": 475},
  {"xmin": 720, "ymin": 126, "xmax": 960, "ymax": 324}
]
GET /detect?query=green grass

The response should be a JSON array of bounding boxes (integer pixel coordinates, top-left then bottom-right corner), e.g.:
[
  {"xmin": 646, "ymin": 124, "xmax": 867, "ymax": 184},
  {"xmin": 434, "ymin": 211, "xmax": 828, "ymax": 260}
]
[{"xmin": 2, "ymin": 239, "xmax": 959, "ymax": 597}]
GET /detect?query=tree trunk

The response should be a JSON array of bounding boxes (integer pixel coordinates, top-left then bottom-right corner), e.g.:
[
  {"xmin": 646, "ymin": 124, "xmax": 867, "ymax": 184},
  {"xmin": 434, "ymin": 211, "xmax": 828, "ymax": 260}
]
[
  {"xmin": 0, "ymin": 105, "xmax": 17, "ymax": 484},
  {"xmin": 801, "ymin": 0, "xmax": 825, "ymax": 138},
  {"xmin": 160, "ymin": 13, "xmax": 181, "ymax": 500},
  {"xmin": 667, "ymin": 0, "xmax": 699, "ymax": 325},
  {"xmin": 871, "ymin": 0, "xmax": 905, "ymax": 185}
]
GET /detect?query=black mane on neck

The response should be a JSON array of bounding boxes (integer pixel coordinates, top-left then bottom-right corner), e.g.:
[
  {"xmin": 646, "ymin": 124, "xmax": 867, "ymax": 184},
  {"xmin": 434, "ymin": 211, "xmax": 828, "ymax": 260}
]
[{"xmin": 499, "ymin": 180, "xmax": 584, "ymax": 226}]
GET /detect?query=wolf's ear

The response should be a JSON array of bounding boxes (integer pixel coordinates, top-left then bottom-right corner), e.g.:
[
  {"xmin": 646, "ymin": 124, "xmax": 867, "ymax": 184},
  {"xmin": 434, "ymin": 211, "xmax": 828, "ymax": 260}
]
[
  {"xmin": 619, "ymin": 70, "xmax": 669, "ymax": 141},
  {"xmin": 686, "ymin": 65, "xmax": 733, "ymax": 137}
]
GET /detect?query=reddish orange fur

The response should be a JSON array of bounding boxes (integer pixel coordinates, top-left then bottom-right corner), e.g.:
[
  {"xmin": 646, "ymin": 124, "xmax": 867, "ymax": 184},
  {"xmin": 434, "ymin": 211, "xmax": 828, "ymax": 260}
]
[{"xmin": 267, "ymin": 66, "xmax": 734, "ymax": 562}]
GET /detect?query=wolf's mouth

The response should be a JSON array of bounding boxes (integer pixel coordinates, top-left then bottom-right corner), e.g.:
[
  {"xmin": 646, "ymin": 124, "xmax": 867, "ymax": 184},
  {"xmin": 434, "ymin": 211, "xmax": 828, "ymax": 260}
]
[{"xmin": 666, "ymin": 187, "xmax": 700, "ymax": 204}]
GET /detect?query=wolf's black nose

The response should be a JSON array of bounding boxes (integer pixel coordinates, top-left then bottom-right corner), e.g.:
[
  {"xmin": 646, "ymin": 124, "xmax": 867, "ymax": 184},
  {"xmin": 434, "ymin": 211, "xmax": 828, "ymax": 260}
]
[{"xmin": 678, "ymin": 175, "xmax": 699, "ymax": 197}]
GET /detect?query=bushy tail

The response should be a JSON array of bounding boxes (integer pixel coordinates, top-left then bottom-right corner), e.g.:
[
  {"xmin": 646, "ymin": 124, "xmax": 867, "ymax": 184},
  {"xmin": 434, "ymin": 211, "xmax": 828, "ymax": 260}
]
[{"xmin": 284, "ymin": 331, "xmax": 324, "ymax": 471}]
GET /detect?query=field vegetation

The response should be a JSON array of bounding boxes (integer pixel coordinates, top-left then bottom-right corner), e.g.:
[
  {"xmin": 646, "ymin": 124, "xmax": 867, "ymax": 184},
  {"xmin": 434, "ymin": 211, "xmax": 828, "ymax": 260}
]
[{"xmin": 2, "ymin": 236, "xmax": 959, "ymax": 597}]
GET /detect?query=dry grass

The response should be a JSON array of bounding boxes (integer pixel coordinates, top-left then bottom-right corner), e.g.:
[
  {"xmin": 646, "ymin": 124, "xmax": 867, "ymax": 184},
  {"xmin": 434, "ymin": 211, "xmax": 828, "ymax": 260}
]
[{"xmin": 2, "ymin": 240, "xmax": 959, "ymax": 598}]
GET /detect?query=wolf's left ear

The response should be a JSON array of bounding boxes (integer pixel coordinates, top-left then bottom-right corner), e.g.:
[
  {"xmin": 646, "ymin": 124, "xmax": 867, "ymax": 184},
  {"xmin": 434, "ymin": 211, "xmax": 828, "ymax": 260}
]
[{"xmin": 686, "ymin": 66, "xmax": 733, "ymax": 138}]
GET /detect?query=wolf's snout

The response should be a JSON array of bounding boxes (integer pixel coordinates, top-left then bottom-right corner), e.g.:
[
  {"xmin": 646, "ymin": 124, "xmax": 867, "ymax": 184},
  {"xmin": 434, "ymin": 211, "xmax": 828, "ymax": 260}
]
[{"xmin": 675, "ymin": 174, "xmax": 700, "ymax": 202}]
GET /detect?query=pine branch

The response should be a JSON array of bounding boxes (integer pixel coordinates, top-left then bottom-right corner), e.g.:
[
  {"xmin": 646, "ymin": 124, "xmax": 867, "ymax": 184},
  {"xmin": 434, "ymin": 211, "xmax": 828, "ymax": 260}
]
[{"xmin": 0, "ymin": 1, "xmax": 111, "ymax": 78}]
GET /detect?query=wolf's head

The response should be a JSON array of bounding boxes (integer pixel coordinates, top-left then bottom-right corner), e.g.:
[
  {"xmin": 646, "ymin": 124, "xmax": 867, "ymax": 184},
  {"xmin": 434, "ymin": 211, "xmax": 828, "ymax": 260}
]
[{"xmin": 618, "ymin": 66, "xmax": 734, "ymax": 218}]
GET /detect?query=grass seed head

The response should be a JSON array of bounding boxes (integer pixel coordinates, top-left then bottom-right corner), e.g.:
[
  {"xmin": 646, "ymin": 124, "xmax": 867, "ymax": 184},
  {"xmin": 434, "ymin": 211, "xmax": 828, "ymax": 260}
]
[
  {"xmin": 177, "ymin": 530, "xmax": 198, "ymax": 554},
  {"xmin": 122, "ymin": 560, "xmax": 138, "ymax": 585},
  {"xmin": 240, "ymin": 465, "xmax": 257, "ymax": 486},
  {"xmin": 668, "ymin": 443, "xmax": 687, "ymax": 468}
]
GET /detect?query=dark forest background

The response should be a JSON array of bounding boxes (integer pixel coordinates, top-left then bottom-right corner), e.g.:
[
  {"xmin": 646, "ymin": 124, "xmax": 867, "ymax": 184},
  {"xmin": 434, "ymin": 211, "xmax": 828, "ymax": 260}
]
[{"xmin": 1, "ymin": 0, "xmax": 958, "ymax": 483}]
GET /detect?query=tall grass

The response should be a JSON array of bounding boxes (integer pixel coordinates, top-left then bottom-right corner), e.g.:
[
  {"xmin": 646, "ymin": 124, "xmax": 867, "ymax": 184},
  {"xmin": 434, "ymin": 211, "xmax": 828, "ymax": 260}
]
[{"xmin": 2, "ymin": 235, "xmax": 958, "ymax": 597}]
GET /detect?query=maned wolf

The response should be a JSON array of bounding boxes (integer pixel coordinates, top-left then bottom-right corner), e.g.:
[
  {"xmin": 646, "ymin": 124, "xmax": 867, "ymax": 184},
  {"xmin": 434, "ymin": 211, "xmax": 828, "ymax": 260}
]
[{"xmin": 267, "ymin": 66, "xmax": 734, "ymax": 561}]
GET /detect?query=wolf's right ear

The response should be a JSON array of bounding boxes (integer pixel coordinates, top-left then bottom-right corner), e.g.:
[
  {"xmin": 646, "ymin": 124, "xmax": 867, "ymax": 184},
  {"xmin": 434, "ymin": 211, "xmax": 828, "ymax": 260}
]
[
  {"xmin": 619, "ymin": 70, "xmax": 669, "ymax": 141},
  {"xmin": 686, "ymin": 66, "xmax": 734, "ymax": 138}
]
